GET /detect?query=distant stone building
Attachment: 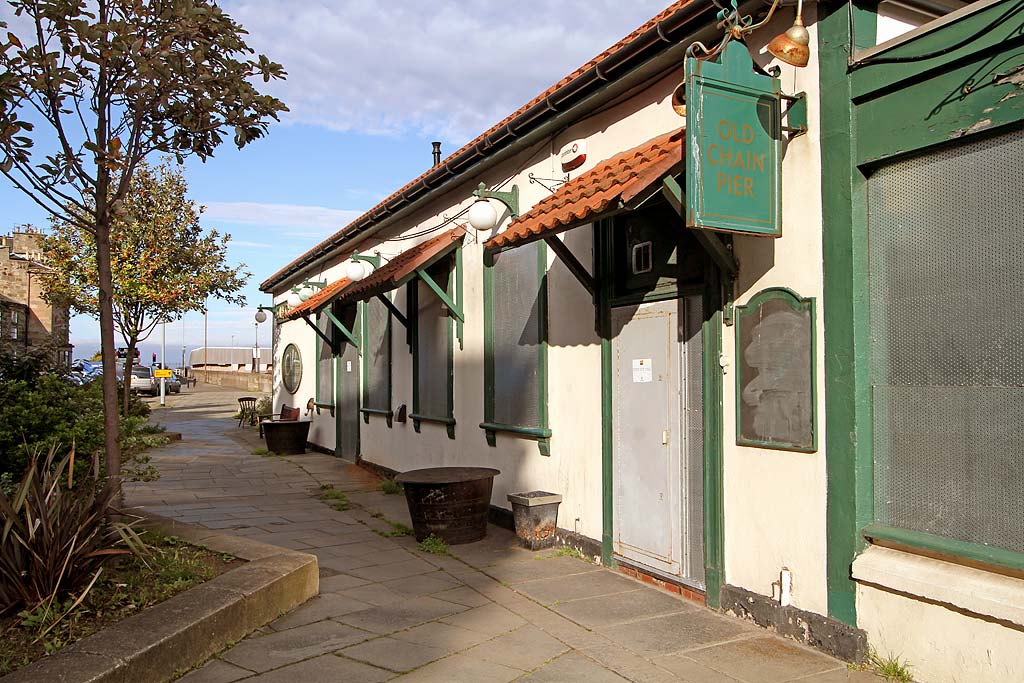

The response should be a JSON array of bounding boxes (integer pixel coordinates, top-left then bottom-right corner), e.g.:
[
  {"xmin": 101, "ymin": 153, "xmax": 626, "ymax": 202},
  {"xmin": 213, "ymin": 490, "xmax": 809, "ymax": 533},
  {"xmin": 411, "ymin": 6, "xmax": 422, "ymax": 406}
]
[{"xmin": 0, "ymin": 229, "xmax": 72, "ymax": 366}]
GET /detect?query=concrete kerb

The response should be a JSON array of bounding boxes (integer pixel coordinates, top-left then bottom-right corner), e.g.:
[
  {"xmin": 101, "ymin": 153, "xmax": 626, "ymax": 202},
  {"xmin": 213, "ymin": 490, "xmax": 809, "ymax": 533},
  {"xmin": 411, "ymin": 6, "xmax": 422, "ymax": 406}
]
[{"xmin": 3, "ymin": 512, "xmax": 319, "ymax": 683}]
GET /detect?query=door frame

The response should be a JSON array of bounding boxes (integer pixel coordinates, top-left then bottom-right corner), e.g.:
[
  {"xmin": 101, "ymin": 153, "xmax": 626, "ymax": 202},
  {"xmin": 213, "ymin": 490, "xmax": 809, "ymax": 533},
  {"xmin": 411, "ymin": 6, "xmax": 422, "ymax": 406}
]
[
  {"xmin": 335, "ymin": 302, "xmax": 362, "ymax": 460},
  {"xmin": 596, "ymin": 218, "xmax": 726, "ymax": 608}
]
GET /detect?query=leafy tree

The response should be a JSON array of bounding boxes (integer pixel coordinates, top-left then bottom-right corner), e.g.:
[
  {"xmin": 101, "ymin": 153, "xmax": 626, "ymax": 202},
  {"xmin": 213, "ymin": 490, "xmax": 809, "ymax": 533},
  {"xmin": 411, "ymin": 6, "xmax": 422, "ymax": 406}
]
[
  {"xmin": 39, "ymin": 158, "xmax": 249, "ymax": 415},
  {"xmin": 0, "ymin": 0, "xmax": 286, "ymax": 493}
]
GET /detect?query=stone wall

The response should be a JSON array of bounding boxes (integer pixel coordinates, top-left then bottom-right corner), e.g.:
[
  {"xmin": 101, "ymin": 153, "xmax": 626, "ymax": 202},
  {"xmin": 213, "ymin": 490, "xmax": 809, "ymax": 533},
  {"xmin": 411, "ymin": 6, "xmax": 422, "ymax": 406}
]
[
  {"xmin": 0, "ymin": 230, "xmax": 72, "ymax": 361},
  {"xmin": 198, "ymin": 371, "xmax": 272, "ymax": 394}
]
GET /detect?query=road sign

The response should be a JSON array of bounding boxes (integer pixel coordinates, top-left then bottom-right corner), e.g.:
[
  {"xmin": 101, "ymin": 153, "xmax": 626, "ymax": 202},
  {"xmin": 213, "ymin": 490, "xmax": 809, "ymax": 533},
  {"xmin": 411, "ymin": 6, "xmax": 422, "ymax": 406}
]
[
  {"xmin": 154, "ymin": 369, "xmax": 173, "ymax": 379},
  {"xmin": 686, "ymin": 41, "xmax": 782, "ymax": 237}
]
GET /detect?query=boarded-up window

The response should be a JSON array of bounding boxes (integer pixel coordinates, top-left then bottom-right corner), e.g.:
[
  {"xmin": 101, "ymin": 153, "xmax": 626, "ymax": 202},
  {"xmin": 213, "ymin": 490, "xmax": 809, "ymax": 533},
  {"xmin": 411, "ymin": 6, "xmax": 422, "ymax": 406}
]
[
  {"xmin": 487, "ymin": 242, "xmax": 546, "ymax": 428},
  {"xmin": 868, "ymin": 126, "xmax": 1024, "ymax": 553},
  {"xmin": 414, "ymin": 257, "xmax": 452, "ymax": 420},
  {"xmin": 316, "ymin": 310, "xmax": 333, "ymax": 404},
  {"xmin": 363, "ymin": 295, "xmax": 391, "ymax": 413}
]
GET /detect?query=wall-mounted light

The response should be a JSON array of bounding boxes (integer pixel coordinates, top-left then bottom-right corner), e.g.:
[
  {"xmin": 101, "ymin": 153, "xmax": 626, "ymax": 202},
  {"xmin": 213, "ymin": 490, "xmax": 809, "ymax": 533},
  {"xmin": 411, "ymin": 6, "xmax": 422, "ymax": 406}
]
[
  {"xmin": 468, "ymin": 182, "xmax": 519, "ymax": 231},
  {"xmin": 767, "ymin": 0, "xmax": 809, "ymax": 68},
  {"xmin": 286, "ymin": 288, "xmax": 303, "ymax": 308},
  {"xmin": 254, "ymin": 309, "xmax": 268, "ymax": 324},
  {"xmin": 346, "ymin": 251, "xmax": 382, "ymax": 282}
]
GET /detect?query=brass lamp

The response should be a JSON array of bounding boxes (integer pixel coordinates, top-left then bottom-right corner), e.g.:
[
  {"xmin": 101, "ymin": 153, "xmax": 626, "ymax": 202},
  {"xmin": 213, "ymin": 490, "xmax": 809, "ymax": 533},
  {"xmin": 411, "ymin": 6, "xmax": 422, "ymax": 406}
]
[{"xmin": 767, "ymin": 0, "xmax": 809, "ymax": 68}]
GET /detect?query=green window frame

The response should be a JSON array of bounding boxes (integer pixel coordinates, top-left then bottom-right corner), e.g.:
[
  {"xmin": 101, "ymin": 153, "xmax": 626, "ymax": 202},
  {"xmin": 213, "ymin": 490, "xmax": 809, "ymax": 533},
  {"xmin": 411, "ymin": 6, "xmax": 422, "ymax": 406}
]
[
  {"xmin": 819, "ymin": 0, "xmax": 1024, "ymax": 626},
  {"xmin": 481, "ymin": 241, "xmax": 550, "ymax": 455},
  {"xmin": 411, "ymin": 251, "xmax": 457, "ymax": 438},
  {"xmin": 360, "ymin": 294, "xmax": 393, "ymax": 425}
]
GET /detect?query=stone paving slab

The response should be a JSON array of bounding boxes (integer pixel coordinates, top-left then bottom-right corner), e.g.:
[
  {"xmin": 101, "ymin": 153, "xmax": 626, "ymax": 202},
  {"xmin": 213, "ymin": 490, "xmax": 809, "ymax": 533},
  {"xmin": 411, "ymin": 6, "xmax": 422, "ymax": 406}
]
[{"xmin": 128, "ymin": 388, "xmax": 880, "ymax": 683}]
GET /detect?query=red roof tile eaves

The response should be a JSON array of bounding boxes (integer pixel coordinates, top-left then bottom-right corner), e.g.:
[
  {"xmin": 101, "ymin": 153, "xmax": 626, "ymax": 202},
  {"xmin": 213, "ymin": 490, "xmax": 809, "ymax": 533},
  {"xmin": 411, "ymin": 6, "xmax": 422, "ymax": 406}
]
[
  {"xmin": 260, "ymin": 1, "xmax": 705, "ymax": 292},
  {"xmin": 485, "ymin": 128, "xmax": 683, "ymax": 250}
]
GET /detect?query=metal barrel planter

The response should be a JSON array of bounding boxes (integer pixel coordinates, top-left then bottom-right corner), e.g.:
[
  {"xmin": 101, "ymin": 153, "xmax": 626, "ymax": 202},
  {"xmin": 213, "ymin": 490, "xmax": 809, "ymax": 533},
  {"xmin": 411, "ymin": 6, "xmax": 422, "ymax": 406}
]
[{"xmin": 395, "ymin": 467, "xmax": 500, "ymax": 544}]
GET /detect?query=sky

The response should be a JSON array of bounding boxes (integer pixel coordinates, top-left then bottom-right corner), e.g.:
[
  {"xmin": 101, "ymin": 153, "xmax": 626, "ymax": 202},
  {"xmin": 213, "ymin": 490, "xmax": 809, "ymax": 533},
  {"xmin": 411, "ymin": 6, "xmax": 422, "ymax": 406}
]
[{"xmin": 0, "ymin": 0, "xmax": 670, "ymax": 365}]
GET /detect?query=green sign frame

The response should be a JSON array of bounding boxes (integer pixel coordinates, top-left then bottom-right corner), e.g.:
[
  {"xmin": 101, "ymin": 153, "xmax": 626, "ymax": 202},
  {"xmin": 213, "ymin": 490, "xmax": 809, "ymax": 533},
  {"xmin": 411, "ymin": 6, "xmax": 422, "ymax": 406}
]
[{"xmin": 686, "ymin": 41, "xmax": 782, "ymax": 237}]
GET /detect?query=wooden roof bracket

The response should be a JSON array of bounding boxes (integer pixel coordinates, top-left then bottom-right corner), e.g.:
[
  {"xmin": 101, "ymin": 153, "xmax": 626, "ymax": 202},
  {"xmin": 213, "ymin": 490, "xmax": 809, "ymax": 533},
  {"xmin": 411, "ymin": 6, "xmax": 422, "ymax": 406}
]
[{"xmin": 543, "ymin": 235, "xmax": 597, "ymax": 302}]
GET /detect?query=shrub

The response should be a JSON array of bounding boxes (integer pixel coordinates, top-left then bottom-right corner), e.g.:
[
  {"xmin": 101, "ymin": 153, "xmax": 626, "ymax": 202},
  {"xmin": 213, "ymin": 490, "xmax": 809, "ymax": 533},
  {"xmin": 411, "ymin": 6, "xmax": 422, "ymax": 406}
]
[
  {"xmin": 0, "ymin": 353, "xmax": 154, "ymax": 479},
  {"xmin": 0, "ymin": 446, "xmax": 146, "ymax": 616}
]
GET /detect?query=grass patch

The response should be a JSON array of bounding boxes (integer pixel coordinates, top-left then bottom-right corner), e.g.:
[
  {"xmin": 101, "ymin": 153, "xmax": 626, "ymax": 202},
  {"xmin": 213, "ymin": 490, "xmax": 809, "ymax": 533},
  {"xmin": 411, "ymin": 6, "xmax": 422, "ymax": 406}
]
[
  {"xmin": 379, "ymin": 479, "xmax": 404, "ymax": 495},
  {"xmin": 417, "ymin": 534, "xmax": 450, "ymax": 555},
  {"xmin": 553, "ymin": 546, "xmax": 585, "ymax": 560},
  {"xmin": 250, "ymin": 447, "xmax": 272, "ymax": 457},
  {"xmin": 535, "ymin": 546, "xmax": 586, "ymax": 561},
  {"xmin": 318, "ymin": 485, "xmax": 349, "ymax": 510},
  {"xmin": 853, "ymin": 649, "xmax": 914, "ymax": 682},
  {"xmin": 374, "ymin": 521, "xmax": 413, "ymax": 538},
  {"xmin": 0, "ymin": 531, "xmax": 240, "ymax": 676}
]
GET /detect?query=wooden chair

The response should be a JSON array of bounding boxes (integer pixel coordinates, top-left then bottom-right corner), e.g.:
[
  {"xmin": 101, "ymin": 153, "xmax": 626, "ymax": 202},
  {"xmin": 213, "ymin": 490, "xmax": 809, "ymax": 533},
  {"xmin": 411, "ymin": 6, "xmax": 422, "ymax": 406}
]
[{"xmin": 237, "ymin": 397, "xmax": 258, "ymax": 427}]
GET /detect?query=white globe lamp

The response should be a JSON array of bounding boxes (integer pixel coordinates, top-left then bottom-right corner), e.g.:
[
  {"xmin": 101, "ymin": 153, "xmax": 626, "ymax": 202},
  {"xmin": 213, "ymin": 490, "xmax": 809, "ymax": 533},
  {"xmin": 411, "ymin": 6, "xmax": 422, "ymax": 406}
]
[
  {"xmin": 346, "ymin": 259, "xmax": 373, "ymax": 281},
  {"xmin": 468, "ymin": 198, "xmax": 498, "ymax": 231},
  {"xmin": 298, "ymin": 285, "xmax": 314, "ymax": 301},
  {"xmin": 254, "ymin": 310, "xmax": 268, "ymax": 324},
  {"xmin": 286, "ymin": 290, "xmax": 302, "ymax": 308}
]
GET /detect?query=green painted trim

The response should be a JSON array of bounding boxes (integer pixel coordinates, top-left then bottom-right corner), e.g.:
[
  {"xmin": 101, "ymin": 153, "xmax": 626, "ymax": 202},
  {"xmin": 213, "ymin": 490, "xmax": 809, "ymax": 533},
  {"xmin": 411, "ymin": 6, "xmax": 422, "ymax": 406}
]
[
  {"xmin": 540, "ymin": 240, "xmax": 548, "ymax": 454},
  {"xmin": 483, "ymin": 249, "xmax": 495, "ymax": 428},
  {"xmin": 702, "ymin": 265, "xmax": 725, "ymax": 609},
  {"xmin": 417, "ymin": 266, "xmax": 465, "ymax": 323},
  {"xmin": 863, "ymin": 524, "xmax": 1024, "ymax": 574},
  {"xmin": 479, "ymin": 423, "xmax": 552, "ymax": 438},
  {"xmin": 819, "ymin": 0, "xmax": 877, "ymax": 628},
  {"xmin": 596, "ymin": 220, "xmax": 615, "ymax": 567},
  {"xmin": 411, "ymin": 281, "xmax": 419, "ymax": 418},
  {"xmin": 360, "ymin": 405, "xmax": 391, "ymax": 417},
  {"xmin": 324, "ymin": 309, "xmax": 359, "ymax": 349},
  {"xmin": 456, "ymin": 245, "xmax": 464, "ymax": 349},
  {"xmin": 481, "ymin": 241, "xmax": 550, "ymax": 456},
  {"xmin": 335, "ymin": 348, "xmax": 343, "ymax": 456},
  {"xmin": 733, "ymin": 287, "xmax": 818, "ymax": 453}
]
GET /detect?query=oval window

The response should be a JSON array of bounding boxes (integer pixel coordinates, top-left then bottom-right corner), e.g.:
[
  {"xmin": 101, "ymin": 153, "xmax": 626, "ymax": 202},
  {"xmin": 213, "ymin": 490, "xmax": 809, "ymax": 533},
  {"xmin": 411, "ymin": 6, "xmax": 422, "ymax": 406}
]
[{"xmin": 282, "ymin": 343, "xmax": 302, "ymax": 394}]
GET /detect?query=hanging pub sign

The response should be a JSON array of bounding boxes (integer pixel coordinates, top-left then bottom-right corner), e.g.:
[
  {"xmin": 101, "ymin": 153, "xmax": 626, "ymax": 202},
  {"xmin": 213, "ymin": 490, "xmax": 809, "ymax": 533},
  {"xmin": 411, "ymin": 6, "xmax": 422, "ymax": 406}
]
[{"xmin": 685, "ymin": 41, "xmax": 782, "ymax": 237}]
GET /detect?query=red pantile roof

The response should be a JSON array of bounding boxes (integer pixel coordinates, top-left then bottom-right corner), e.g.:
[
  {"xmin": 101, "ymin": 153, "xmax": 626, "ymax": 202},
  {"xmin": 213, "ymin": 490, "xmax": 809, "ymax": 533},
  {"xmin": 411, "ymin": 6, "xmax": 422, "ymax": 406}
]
[
  {"xmin": 334, "ymin": 226, "xmax": 467, "ymax": 305},
  {"xmin": 285, "ymin": 277, "xmax": 353, "ymax": 320},
  {"xmin": 485, "ymin": 129, "xmax": 684, "ymax": 250},
  {"xmin": 260, "ymin": 1, "xmax": 706, "ymax": 292}
]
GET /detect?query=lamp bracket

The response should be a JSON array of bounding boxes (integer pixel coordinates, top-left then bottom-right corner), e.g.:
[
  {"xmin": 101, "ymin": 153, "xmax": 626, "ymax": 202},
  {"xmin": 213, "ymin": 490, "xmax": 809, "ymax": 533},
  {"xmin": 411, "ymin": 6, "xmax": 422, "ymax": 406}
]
[
  {"xmin": 301, "ymin": 280, "xmax": 327, "ymax": 289},
  {"xmin": 256, "ymin": 304, "xmax": 282, "ymax": 313},
  {"xmin": 473, "ymin": 182, "xmax": 519, "ymax": 218},
  {"xmin": 779, "ymin": 91, "xmax": 808, "ymax": 137},
  {"xmin": 528, "ymin": 173, "xmax": 569, "ymax": 194},
  {"xmin": 350, "ymin": 251, "xmax": 382, "ymax": 268}
]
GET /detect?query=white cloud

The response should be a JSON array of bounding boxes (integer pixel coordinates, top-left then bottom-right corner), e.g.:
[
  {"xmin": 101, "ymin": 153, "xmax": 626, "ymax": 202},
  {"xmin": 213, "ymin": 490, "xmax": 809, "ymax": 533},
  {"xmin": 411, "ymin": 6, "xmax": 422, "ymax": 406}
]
[
  {"xmin": 203, "ymin": 201, "xmax": 363, "ymax": 230},
  {"xmin": 221, "ymin": 0, "xmax": 671, "ymax": 141}
]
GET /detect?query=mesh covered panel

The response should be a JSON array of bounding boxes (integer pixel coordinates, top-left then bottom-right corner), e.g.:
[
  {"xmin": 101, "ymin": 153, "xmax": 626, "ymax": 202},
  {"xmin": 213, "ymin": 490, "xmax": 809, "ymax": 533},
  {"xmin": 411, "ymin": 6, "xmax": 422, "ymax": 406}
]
[
  {"xmin": 316, "ymin": 312, "xmax": 333, "ymax": 404},
  {"xmin": 491, "ymin": 243, "xmax": 543, "ymax": 427},
  {"xmin": 868, "ymin": 126, "xmax": 1024, "ymax": 553},
  {"xmin": 364, "ymin": 297, "xmax": 391, "ymax": 411},
  {"xmin": 681, "ymin": 295, "xmax": 705, "ymax": 585},
  {"xmin": 417, "ymin": 271, "xmax": 450, "ymax": 418}
]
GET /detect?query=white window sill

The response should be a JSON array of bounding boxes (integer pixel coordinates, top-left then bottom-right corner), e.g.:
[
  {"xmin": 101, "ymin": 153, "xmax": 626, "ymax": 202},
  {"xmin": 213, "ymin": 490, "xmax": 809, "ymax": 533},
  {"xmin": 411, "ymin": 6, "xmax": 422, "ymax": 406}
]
[{"xmin": 853, "ymin": 545, "xmax": 1024, "ymax": 628}]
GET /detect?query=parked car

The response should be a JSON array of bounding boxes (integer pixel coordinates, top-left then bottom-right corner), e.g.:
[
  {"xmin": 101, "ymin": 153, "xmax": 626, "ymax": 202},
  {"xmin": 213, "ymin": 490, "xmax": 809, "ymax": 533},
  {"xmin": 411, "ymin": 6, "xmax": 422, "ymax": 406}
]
[{"xmin": 129, "ymin": 366, "xmax": 155, "ymax": 395}]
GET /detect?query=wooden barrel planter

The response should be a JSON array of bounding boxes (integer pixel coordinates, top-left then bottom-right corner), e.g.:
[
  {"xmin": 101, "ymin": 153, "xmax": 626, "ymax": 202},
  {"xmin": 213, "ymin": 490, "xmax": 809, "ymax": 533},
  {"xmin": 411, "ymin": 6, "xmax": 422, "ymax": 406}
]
[
  {"xmin": 395, "ymin": 467, "xmax": 500, "ymax": 544},
  {"xmin": 262, "ymin": 420, "xmax": 311, "ymax": 455}
]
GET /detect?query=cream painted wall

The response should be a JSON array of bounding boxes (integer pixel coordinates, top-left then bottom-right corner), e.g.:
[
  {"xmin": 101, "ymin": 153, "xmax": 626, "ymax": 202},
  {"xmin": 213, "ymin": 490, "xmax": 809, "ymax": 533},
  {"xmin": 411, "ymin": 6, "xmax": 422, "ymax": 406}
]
[
  {"xmin": 857, "ymin": 582, "xmax": 1024, "ymax": 683},
  {"xmin": 269, "ymin": 66, "xmax": 689, "ymax": 546},
  {"xmin": 719, "ymin": 6, "xmax": 829, "ymax": 617},
  {"xmin": 267, "ymin": 10, "xmax": 832, "ymax": 616}
]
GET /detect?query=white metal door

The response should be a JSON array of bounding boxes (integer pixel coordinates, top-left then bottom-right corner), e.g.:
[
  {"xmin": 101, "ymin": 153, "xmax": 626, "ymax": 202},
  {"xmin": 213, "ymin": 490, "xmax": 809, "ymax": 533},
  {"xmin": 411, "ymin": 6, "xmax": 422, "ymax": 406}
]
[
  {"xmin": 612, "ymin": 297, "xmax": 705, "ymax": 586},
  {"xmin": 613, "ymin": 301, "xmax": 681, "ymax": 576}
]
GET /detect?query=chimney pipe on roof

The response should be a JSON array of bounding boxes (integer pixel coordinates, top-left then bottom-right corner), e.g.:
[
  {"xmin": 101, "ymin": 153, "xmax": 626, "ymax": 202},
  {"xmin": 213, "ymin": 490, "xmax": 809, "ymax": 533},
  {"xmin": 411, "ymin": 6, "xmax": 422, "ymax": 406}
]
[{"xmin": 431, "ymin": 141, "xmax": 442, "ymax": 167}]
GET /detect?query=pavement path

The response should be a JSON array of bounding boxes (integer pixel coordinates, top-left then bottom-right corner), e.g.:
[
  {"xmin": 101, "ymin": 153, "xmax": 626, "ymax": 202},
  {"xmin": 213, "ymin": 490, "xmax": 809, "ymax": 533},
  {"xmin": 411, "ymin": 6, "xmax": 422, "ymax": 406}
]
[{"xmin": 126, "ymin": 385, "xmax": 880, "ymax": 683}]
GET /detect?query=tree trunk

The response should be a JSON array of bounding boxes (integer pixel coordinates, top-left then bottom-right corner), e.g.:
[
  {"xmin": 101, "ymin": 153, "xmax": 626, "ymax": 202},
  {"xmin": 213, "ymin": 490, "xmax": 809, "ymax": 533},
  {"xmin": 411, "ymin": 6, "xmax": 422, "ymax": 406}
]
[{"xmin": 95, "ymin": 213, "xmax": 122, "ymax": 500}]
